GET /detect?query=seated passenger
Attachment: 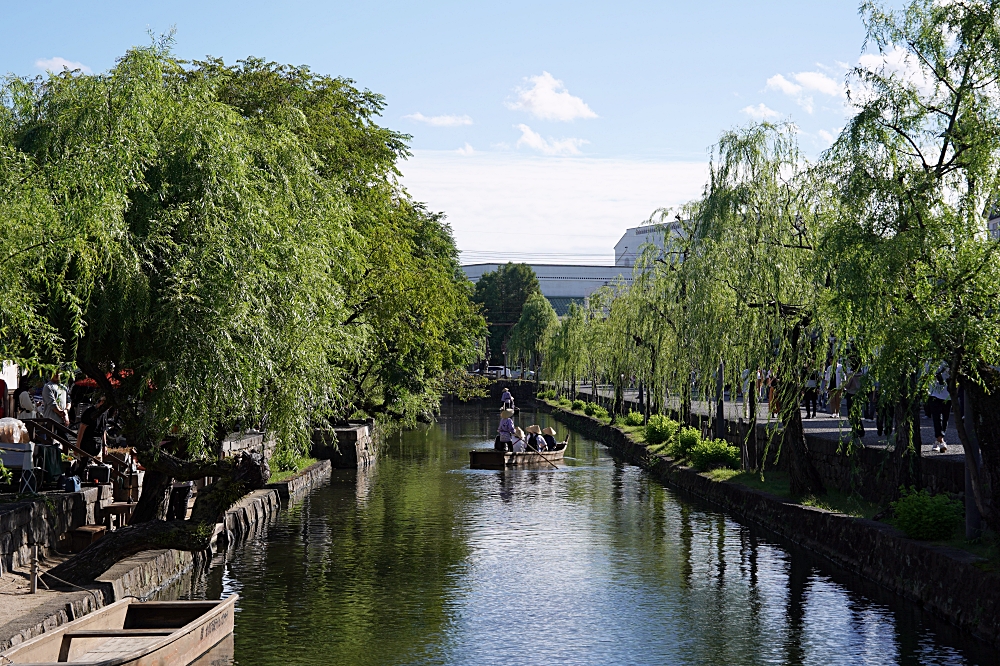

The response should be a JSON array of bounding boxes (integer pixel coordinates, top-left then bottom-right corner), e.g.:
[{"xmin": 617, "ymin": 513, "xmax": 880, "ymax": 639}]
[
  {"xmin": 511, "ymin": 427, "xmax": 527, "ymax": 453},
  {"xmin": 525, "ymin": 425, "xmax": 542, "ymax": 451},
  {"xmin": 541, "ymin": 427, "xmax": 558, "ymax": 450}
]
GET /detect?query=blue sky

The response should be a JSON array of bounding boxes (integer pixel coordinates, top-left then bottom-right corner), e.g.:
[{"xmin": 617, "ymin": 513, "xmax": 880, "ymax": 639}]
[{"xmin": 1, "ymin": 1, "xmax": 882, "ymax": 263}]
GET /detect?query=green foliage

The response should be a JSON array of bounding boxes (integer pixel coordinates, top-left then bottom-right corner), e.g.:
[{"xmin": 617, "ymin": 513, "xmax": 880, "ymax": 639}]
[
  {"xmin": 537, "ymin": 390, "xmax": 556, "ymax": 400},
  {"xmin": 891, "ymin": 488, "xmax": 963, "ymax": 541},
  {"xmin": 571, "ymin": 399, "xmax": 585, "ymax": 411},
  {"xmin": 621, "ymin": 411, "xmax": 645, "ymax": 426},
  {"xmin": 472, "ymin": 263, "xmax": 540, "ymax": 363},
  {"xmin": 689, "ymin": 439, "xmax": 741, "ymax": 472},
  {"xmin": 437, "ymin": 370, "xmax": 489, "ymax": 402},
  {"xmin": 508, "ymin": 293, "xmax": 558, "ymax": 376},
  {"xmin": 557, "ymin": 397, "xmax": 572, "ymax": 407},
  {"xmin": 0, "ymin": 46, "xmax": 485, "ymax": 465},
  {"xmin": 644, "ymin": 414, "xmax": 678, "ymax": 445},
  {"xmin": 669, "ymin": 426, "xmax": 702, "ymax": 460}
]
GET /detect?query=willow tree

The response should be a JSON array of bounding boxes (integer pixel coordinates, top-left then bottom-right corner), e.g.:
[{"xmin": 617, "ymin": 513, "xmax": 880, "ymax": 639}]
[
  {"xmin": 694, "ymin": 123, "xmax": 828, "ymax": 495},
  {"xmin": 547, "ymin": 302, "xmax": 587, "ymax": 396},
  {"xmin": 0, "ymin": 44, "xmax": 482, "ymax": 583},
  {"xmin": 508, "ymin": 293, "xmax": 558, "ymax": 388},
  {"xmin": 824, "ymin": 0, "xmax": 1000, "ymax": 518}
]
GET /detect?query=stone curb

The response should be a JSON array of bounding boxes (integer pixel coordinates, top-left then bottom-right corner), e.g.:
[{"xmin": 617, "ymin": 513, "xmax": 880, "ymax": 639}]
[
  {"xmin": 536, "ymin": 399, "xmax": 1000, "ymax": 651},
  {"xmin": 265, "ymin": 459, "xmax": 333, "ymax": 499}
]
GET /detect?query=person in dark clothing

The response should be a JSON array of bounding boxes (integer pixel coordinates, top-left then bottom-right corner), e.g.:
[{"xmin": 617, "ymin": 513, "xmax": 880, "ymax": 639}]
[
  {"xmin": 541, "ymin": 427, "xmax": 559, "ymax": 450},
  {"xmin": 77, "ymin": 397, "xmax": 109, "ymax": 459}
]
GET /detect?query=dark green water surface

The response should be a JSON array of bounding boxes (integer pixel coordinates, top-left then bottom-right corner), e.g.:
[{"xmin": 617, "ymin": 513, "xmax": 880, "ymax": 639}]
[{"xmin": 182, "ymin": 403, "xmax": 998, "ymax": 665}]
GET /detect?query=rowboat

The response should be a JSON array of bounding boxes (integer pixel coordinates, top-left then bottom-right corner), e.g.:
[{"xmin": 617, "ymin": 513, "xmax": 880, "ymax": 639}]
[
  {"xmin": 470, "ymin": 445, "xmax": 566, "ymax": 469},
  {"xmin": 0, "ymin": 595, "xmax": 237, "ymax": 665}
]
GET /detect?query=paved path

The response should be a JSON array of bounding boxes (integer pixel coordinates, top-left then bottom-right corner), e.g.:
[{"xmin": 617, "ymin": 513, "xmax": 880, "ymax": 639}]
[{"xmin": 576, "ymin": 384, "xmax": 966, "ymax": 464}]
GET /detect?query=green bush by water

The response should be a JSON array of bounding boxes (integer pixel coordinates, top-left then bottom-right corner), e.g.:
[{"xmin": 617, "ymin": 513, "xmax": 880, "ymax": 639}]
[
  {"xmin": 891, "ymin": 487, "xmax": 963, "ymax": 540},
  {"xmin": 668, "ymin": 426, "xmax": 702, "ymax": 459},
  {"xmin": 537, "ymin": 390, "xmax": 556, "ymax": 400},
  {"xmin": 644, "ymin": 414, "xmax": 678, "ymax": 445},
  {"xmin": 557, "ymin": 397, "xmax": 572, "ymax": 407},
  {"xmin": 571, "ymin": 399, "xmax": 586, "ymax": 411},
  {"xmin": 622, "ymin": 411, "xmax": 645, "ymax": 426},
  {"xmin": 689, "ymin": 439, "xmax": 741, "ymax": 471}
]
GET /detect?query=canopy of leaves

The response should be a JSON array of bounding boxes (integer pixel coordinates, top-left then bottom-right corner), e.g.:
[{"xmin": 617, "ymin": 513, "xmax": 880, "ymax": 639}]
[{"xmin": 471, "ymin": 262, "xmax": 540, "ymax": 363}]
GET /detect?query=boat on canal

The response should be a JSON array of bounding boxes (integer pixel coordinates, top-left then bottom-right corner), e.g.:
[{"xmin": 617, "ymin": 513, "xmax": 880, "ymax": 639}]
[
  {"xmin": 470, "ymin": 445, "xmax": 566, "ymax": 469},
  {"xmin": 0, "ymin": 595, "xmax": 237, "ymax": 665}
]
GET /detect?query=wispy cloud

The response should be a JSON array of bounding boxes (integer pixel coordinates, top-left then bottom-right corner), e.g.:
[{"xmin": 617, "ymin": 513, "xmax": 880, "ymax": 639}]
[
  {"xmin": 515, "ymin": 124, "xmax": 587, "ymax": 155},
  {"xmin": 766, "ymin": 69, "xmax": 844, "ymax": 114},
  {"xmin": 817, "ymin": 129, "xmax": 835, "ymax": 146},
  {"xmin": 456, "ymin": 142, "xmax": 475, "ymax": 155},
  {"xmin": 741, "ymin": 103, "xmax": 780, "ymax": 120},
  {"xmin": 506, "ymin": 72, "xmax": 598, "ymax": 122},
  {"xmin": 35, "ymin": 57, "xmax": 91, "ymax": 74},
  {"xmin": 404, "ymin": 112, "xmax": 473, "ymax": 127}
]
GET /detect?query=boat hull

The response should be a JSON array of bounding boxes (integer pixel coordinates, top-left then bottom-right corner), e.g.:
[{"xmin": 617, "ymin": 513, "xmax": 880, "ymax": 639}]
[
  {"xmin": 0, "ymin": 595, "xmax": 237, "ymax": 665},
  {"xmin": 470, "ymin": 447, "xmax": 565, "ymax": 469}
]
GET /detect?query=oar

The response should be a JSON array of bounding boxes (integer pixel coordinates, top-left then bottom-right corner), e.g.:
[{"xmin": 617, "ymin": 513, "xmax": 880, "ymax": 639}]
[{"xmin": 528, "ymin": 435, "xmax": 563, "ymax": 470}]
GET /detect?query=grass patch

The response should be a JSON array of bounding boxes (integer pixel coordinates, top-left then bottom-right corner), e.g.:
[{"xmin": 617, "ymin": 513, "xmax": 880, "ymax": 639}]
[{"xmin": 269, "ymin": 456, "xmax": 318, "ymax": 483}]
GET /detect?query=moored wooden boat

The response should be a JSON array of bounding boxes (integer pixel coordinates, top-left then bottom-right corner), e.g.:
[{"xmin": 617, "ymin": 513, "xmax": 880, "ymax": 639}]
[
  {"xmin": 0, "ymin": 595, "xmax": 237, "ymax": 665},
  {"xmin": 470, "ymin": 446, "xmax": 566, "ymax": 469}
]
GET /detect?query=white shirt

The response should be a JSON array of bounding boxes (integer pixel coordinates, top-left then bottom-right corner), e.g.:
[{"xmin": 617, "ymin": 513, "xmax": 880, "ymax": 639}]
[
  {"xmin": 41, "ymin": 382, "xmax": 67, "ymax": 422},
  {"xmin": 511, "ymin": 437, "xmax": 526, "ymax": 453},
  {"xmin": 929, "ymin": 366, "xmax": 951, "ymax": 401}
]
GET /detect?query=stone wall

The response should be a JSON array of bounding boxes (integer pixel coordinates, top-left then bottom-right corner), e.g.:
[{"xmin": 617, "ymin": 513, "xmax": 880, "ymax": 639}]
[
  {"xmin": 266, "ymin": 459, "xmax": 332, "ymax": 500},
  {"xmin": 536, "ymin": 399, "xmax": 1000, "ymax": 651},
  {"xmin": 312, "ymin": 422, "xmax": 375, "ymax": 468},
  {"xmin": 0, "ymin": 489, "xmax": 101, "ymax": 574}
]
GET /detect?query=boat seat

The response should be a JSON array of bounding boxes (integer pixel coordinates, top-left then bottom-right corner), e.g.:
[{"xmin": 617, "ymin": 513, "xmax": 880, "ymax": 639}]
[{"xmin": 58, "ymin": 630, "xmax": 173, "ymax": 662}]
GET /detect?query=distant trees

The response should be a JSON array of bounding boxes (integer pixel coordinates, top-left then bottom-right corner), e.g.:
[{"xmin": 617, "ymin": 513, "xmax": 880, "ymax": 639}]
[
  {"xmin": 471, "ymin": 262, "xmax": 541, "ymax": 363},
  {"xmin": 508, "ymin": 293, "xmax": 558, "ymax": 385}
]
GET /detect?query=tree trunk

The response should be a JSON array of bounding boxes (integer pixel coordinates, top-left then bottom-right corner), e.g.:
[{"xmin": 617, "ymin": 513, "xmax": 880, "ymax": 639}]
[
  {"xmin": 46, "ymin": 450, "xmax": 269, "ymax": 586},
  {"xmin": 888, "ymin": 374, "xmax": 922, "ymax": 500},
  {"xmin": 779, "ymin": 378, "xmax": 825, "ymax": 496},
  {"xmin": 746, "ymin": 379, "xmax": 758, "ymax": 471},
  {"xmin": 958, "ymin": 366, "xmax": 1000, "ymax": 534},
  {"xmin": 129, "ymin": 469, "xmax": 171, "ymax": 524}
]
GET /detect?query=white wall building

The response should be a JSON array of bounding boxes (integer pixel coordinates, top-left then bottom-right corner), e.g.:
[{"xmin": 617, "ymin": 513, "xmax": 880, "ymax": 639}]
[{"xmin": 462, "ymin": 222, "xmax": 689, "ymax": 315}]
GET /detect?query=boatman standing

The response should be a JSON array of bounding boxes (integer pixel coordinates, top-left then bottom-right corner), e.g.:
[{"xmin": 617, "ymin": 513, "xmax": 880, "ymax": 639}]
[
  {"xmin": 496, "ymin": 409, "xmax": 515, "ymax": 451},
  {"xmin": 501, "ymin": 387, "xmax": 514, "ymax": 411}
]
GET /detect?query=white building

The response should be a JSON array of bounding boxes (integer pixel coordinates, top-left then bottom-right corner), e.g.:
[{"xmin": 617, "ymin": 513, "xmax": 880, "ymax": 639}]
[
  {"xmin": 461, "ymin": 222, "xmax": 687, "ymax": 315},
  {"xmin": 461, "ymin": 263, "xmax": 631, "ymax": 315}
]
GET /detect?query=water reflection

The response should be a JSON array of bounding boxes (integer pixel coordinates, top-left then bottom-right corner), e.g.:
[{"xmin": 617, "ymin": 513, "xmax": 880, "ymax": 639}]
[{"xmin": 178, "ymin": 403, "xmax": 996, "ymax": 665}]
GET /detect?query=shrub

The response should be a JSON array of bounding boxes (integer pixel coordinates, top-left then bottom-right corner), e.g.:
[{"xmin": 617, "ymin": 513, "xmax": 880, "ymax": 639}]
[
  {"xmin": 644, "ymin": 414, "xmax": 678, "ymax": 445},
  {"xmin": 557, "ymin": 397, "xmax": 571, "ymax": 407},
  {"xmin": 668, "ymin": 426, "xmax": 702, "ymax": 460},
  {"xmin": 583, "ymin": 402, "xmax": 599, "ymax": 416},
  {"xmin": 536, "ymin": 390, "xmax": 556, "ymax": 400},
  {"xmin": 571, "ymin": 399, "xmax": 585, "ymax": 411},
  {"xmin": 689, "ymin": 438, "xmax": 741, "ymax": 471},
  {"xmin": 593, "ymin": 406, "xmax": 609, "ymax": 420},
  {"xmin": 891, "ymin": 488, "xmax": 963, "ymax": 540},
  {"xmin": 622, "ymin": 411, "xmax": 645, "ymax": 426}
]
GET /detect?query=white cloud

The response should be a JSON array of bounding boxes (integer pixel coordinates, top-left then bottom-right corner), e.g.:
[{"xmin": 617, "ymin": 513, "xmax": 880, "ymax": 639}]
[
  {"xmin": 506, "ymin": 72, "xmax": 598, "ymax": 122},
  {"xmin": 35, "ymin": 57, "xmax": 91, "ymax": 74},
  {"xmin": 766, "ymin": 69, "xmax": 844, "ymax": 115},
  {"xmin": 515, "ymin": 124, "xmax": 588, "ymax": 155},
  {"xmin": 401, "ymin": 151, "xmax": 708, "ymax": 263},
  {"xmin": 766, "ymin": 74, "xmax": 801, "ymax": 96},
  {"xmin": 741, "ymin": 103, "xmax": 780, "ymax": 120},
  {"xmin": 403, "ymin": 112, "xmax": 473, "ymax": 127},
  {"xmin": 857, "ymin": 45, "xmax": 936, "ymax": 95},
  {"xmin": 817, "ymin": 129, "xmax": 835, "ymax": 146},
  {"xmin": 457, "ymin": 142, "xmax": 475, "ymax": 155}
]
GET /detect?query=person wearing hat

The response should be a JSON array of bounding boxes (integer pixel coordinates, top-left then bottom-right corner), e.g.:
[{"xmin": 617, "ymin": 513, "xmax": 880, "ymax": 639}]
[
  {"xmin": 541, "ymin": 427, "xmax": 558, "ymax": 451},
  {"xmin": 501, "ymin": 387, "xmax": 514, "ymax": 411},
  {"xmin": 496, "ymin": 409, "xmax": 516, "ymax": 451},
  {"xmin": 525, "ymin": 424, "xmax": 543, "ymax": 451},
  {"xmin": 511, "ymin": 427, "xmax": 527, "ymax": 453}
]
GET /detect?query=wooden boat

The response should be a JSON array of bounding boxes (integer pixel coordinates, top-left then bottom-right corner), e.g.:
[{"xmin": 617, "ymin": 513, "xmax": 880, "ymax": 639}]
[
  {"xmin": 0, "ymin": 595, "xmax": 237, "ymax": 665},
  {"xmin": 470, "ymin": 445, "xmax": 566, "ymax": 469}
]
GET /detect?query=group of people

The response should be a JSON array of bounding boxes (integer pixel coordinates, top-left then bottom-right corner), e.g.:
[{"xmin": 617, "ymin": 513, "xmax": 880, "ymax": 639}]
[{"xmin": 496, "ymin": 408, "xmax": 561, "ymax": 453}]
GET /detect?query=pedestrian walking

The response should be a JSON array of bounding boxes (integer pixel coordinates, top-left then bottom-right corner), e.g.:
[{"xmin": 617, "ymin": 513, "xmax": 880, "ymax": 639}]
[{"xmin": 928, "ymin": 364, "xmax": 951, "ymax": 452}]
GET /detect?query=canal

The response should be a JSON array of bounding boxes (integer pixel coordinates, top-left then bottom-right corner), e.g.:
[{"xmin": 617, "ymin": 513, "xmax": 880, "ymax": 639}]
[{"xmin": 182, "ymin": 403, "xmax": 998, "ymax": 665}]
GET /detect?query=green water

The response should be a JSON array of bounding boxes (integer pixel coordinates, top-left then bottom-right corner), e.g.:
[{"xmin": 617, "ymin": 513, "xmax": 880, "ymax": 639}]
[{"xmin": 183, "ymin": 403, "xmax": 997, "ymax": 665}]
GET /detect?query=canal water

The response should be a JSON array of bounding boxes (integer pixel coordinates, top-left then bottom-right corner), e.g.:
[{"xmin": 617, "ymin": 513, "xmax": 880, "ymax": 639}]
[{"xmin": 184, "ymin": 403, "xmax": 998, "ymax": 665}]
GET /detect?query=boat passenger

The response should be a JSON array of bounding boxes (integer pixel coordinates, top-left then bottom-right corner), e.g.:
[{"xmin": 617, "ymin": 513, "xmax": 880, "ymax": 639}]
[
  {"xmin": 496, "ymin": 409, "xmax": 515, "ymax": 451},
  {"xmin": 501, "ymin": 388, "xmax": 514, "ymax": 411},
  {"xmin": 541, "ymin": 427, "xmax": 558, "ymax": 451},
  {"xmin": 511, "ymin": 427, "xmax": 527, "ymax": 453},
  {"xmin": 525, "ymin": 425, "xmax": 543, "ymax": 451}
]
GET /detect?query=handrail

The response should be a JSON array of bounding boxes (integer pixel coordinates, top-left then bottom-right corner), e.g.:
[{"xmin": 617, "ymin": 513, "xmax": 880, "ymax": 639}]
[{"xmin": 23, "ymin": 419, "xmax": 128, "ymax": 485}]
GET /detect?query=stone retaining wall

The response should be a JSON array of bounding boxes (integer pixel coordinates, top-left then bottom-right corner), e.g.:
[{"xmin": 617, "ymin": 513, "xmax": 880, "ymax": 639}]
[
  {"xmin": 535, "ymin": 399, "xmax": 1000, "ymax": 651},
  {"xmin": 265, "ymin": 459, "xmax": 332, "ymax": 500},
  {"xmin": 0, "ymin": 489, "xmax": 102, "ymax": 574}
]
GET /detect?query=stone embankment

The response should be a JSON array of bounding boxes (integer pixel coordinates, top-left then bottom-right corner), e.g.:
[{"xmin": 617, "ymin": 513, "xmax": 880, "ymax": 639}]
[
  {"xmin": 0, "ymin": 459, "xmax": 333, "ymax": 651},
  {"xmin": 535, "ymin": 398, "xmax": 1000, "ymax": 651}
]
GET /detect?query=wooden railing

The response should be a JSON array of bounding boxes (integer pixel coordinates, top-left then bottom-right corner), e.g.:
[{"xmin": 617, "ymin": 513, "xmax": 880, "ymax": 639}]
[{"xmin": 22, "ymin": 418, "xmax": 128, "ymax": 485}]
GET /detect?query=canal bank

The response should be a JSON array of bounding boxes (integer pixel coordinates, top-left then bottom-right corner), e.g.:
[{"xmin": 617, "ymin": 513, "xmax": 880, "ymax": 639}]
[
  {"xmin": 0, "ymin": 459, "xmax": 332, "ymax": 651},
  {"xmin": 533, "ymin": 396, "xmax": 1000, "ymax": 652},
  {"xmin": 184, "ymin": 402, "xmax": 996, "ymax": 666}
]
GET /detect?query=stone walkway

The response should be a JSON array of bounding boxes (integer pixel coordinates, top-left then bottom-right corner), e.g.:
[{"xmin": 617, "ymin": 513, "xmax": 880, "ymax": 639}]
[{"xmin": 576, "ymin": 384, "xmax": 966, "ymax": 464}]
